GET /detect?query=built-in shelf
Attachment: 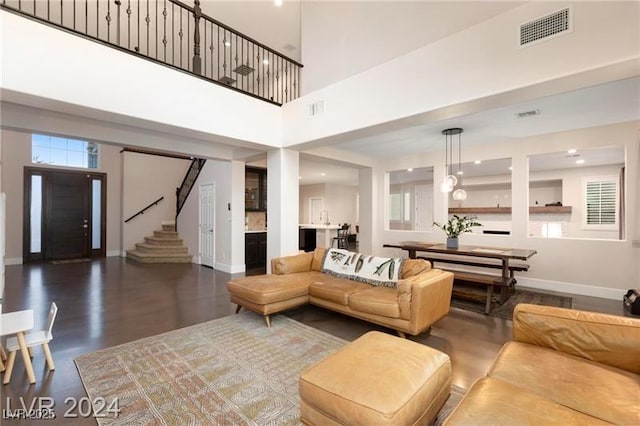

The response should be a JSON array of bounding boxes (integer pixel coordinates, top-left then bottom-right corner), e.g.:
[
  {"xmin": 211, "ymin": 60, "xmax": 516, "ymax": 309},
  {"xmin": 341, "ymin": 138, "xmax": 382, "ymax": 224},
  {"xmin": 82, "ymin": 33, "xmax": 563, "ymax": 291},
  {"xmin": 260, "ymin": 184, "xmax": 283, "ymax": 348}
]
[{"xmin": 449, "ymin": 206, "xmax": 572, "ymax": 214}]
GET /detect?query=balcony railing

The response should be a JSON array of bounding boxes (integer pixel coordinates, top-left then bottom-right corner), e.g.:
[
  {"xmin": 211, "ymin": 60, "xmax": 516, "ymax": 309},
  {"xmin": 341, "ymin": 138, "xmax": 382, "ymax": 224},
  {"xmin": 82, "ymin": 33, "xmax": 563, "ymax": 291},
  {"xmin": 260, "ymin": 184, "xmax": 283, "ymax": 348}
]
[{"xmin": 1, "ymin": 0, "xmax": 302, "ymax": 105}]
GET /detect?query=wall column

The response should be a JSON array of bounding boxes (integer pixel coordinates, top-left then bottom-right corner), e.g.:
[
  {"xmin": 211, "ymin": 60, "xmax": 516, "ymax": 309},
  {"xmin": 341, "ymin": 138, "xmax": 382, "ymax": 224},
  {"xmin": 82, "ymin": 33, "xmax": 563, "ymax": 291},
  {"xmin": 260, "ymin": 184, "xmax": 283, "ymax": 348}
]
[
  {"xmin": 358, "ymin": 167, "xmax": 374, "ymax": 254},
  {"xmin": 267, "ymin": 149, "xmax": 299, "ymax": 272},
  {"xmin": 230, "ymin": 160, "xmax": 246, "ymax": 273}
]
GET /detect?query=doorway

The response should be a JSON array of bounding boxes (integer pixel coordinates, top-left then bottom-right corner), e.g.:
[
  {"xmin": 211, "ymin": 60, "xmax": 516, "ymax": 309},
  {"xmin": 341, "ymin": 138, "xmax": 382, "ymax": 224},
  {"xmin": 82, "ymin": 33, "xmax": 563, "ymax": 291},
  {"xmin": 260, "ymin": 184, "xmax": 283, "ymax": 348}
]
[
  {"xmin": 309, "ymin": 197, "xmax": 324, "ymax": 224},
  {"xmin": 415, "ymin": 184, "xmax": 433, "ymax": 231},
  {"xmin": 199, "ymin": 182, "xmax": 215, "ymax": 268},
  {"xmin": 24, "ymin": 168, "xmax": 106, "ymax": 262}
]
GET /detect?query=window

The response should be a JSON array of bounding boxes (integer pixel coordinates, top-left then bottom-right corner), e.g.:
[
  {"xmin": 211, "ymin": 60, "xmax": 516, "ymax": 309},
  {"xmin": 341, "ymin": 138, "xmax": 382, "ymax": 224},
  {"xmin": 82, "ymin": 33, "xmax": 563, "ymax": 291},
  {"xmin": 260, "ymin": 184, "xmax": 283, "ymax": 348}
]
[
  {"xmin": 583, "ymin": 176, "xmax": 618, "ymax": 228},
  {"xmin": 387, "ymin": 167, "xmax": 434, "ymax": 231},
  {"xmin": 32, "ymin": 134, "xmax": 99, "ymax": 169}
]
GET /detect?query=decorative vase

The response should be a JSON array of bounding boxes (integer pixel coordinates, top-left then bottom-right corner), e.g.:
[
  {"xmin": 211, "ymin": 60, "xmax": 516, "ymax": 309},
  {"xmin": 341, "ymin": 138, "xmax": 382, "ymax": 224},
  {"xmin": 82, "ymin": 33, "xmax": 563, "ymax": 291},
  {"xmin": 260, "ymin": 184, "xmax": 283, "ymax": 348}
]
[{"xmin": 446, "ymin": 237, "xmax": 459, "ymax": 249}]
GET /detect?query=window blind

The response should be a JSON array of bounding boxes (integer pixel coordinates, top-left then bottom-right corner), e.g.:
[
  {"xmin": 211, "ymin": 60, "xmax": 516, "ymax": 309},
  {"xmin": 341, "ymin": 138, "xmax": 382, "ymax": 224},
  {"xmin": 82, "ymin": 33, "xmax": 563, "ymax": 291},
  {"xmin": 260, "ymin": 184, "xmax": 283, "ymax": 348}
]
[{"xmin": 585, "ymin": 180, "xmax": 617, "ymax": 225}]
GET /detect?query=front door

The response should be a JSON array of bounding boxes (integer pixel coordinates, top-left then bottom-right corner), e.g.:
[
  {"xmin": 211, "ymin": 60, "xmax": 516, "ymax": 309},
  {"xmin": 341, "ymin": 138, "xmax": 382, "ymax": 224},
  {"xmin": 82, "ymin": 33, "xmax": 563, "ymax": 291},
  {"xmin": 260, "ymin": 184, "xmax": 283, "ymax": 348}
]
[
  {"xmin": 199, "ymin": 182, "xmax": 215, "ymax": 268},
  {"xmin": 46, "ymin": 172, "xmax": 89, "ymax": 260},
  {"xmin": 24, "ymin": 168, "xmax": 106, "ymax": 262}
]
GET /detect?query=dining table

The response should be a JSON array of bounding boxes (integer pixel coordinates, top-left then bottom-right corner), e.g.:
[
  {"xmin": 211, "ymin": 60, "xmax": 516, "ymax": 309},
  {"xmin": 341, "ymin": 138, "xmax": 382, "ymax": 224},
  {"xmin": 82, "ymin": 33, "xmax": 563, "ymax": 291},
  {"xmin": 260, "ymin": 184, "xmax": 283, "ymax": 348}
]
[{"xmin": 1, "ymin": 309, "xmax": 36, "ymax": 384}]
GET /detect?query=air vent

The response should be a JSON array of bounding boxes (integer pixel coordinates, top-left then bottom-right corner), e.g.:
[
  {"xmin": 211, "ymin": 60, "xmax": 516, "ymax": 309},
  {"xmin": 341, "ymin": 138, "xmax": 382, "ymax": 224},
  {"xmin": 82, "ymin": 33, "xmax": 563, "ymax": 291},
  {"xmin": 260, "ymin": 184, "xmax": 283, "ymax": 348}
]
[
  {"xmin": 218, "ymin": 76, "xmax": 236, "ymax": 86},
  {"xmin": 516, "ymin": 109, "xmax": 540, "ymax": 118},
  {"xmin": 520, "ymin": 8, "xmax": 570, "ymax": 46},
  {"xmin": 309, "ymin": 100, "xmax": 325, "ymax": 118},
  {"xmin": 233, "ymin": 64, "xmax": 255, "ymax": 76}
]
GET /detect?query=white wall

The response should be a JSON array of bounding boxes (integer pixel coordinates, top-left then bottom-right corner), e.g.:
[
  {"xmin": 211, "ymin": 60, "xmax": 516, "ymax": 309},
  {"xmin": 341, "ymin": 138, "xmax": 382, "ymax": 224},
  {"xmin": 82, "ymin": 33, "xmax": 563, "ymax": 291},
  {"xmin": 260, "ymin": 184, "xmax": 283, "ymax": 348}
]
[
  {"xmin": 0, "ymin": 129, "xmax": 123, "ymax": 262},
  {"xmin": 285, "ymin": 1, "xmax": 640, "ymax": 146},
  {"xmin": 374, "ymin": 122, "xmax": 639, "ymax": 300},
  {"xmin": 1, "ymin": 10, "xmax": 283, "ymax": 149},
  {"xmin": 299, "ymin": 183, "xmax": 357, "ymax": 227},
  {"xmin": 122, "ymin": 152, "xmax": 190, "ymax": 251},
  {"xmin": 177, "ymin": 158, "xmax": 246, "ymax": 273}
]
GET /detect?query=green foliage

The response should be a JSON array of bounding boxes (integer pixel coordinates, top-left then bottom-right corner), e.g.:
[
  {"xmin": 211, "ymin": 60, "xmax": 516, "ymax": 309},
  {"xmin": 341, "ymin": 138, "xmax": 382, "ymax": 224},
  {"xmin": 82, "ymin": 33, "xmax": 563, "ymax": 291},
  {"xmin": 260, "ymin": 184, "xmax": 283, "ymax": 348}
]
[{"xmin": 433, "ymin": 215, "xmax": 482, "ymax": 238}]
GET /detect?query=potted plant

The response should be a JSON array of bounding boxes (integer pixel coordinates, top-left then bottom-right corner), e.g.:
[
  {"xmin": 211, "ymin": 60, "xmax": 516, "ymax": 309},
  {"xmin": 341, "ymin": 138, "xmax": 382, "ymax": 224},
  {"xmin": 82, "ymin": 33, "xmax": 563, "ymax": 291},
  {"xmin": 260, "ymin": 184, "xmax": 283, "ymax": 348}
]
[{"xmin": 434, "ymin": 214, "xmax": 482, "ymax": 249}]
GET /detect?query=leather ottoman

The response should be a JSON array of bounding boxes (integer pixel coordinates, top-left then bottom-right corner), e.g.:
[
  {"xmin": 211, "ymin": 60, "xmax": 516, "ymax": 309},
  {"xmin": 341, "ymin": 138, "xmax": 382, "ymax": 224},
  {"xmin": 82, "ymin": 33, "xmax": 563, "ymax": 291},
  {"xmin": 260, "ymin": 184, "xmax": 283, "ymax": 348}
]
[{"xmin": 299, "ymin": 331, "xmax": 451, "ymax": 425}]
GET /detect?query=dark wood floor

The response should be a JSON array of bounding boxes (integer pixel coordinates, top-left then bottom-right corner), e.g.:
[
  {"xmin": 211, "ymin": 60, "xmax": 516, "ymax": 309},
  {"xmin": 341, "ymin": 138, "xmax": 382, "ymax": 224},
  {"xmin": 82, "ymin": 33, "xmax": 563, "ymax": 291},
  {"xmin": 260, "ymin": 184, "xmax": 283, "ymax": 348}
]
[{"xmin": 0, "ymin": 258, "xmax": 624, "ymax": 424}]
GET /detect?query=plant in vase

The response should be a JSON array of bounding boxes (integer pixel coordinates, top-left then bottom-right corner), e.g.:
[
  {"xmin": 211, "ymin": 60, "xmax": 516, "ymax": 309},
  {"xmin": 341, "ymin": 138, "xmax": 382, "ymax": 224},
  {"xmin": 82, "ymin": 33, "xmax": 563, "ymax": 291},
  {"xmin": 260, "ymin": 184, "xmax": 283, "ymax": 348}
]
[{"xmin": 433, "ymin": 214, "xmax": 482, "ymax": 249}]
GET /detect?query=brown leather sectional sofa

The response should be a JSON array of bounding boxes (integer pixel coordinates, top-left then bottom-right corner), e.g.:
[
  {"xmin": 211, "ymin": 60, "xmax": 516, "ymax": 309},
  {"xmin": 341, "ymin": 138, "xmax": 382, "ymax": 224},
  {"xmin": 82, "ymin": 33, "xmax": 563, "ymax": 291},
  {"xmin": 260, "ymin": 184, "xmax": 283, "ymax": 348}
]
[
  {"xmin": 445, "ymin": 303, "xmax": 640, "ymax": 425},
  {"xmin": 227, "ymin": 248, "xmax": 454, "ymax": 336}
]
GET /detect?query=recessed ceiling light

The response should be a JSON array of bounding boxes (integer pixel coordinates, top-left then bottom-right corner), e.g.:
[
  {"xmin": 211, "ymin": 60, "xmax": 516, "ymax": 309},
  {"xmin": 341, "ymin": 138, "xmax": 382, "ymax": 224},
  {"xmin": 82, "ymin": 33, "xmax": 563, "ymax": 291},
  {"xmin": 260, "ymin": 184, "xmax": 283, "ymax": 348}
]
[
  {"xmin": 576, "ymin": 159, "xmax": 585, "ymax": 164},
  {"xmin": 320, "ymin": 173, "xmax": 326, "ymax": 176},
  {"xmin": 474, "ymin": 160, "xmax": 482, "ymax": 165},
  {"xmin": 263, "ymin": 59, "xmax": 269, "ymax": 65},
  {"xmin": 224, "ymin": 40, "xmax": 231, "ymax": 47},
  {"xmin": 508, "ymin": 166, "xmax": 513, "ymax": 170},
  {"xmin": 457, "ymin": 171, "xmax": 464, "ymax": 175},
  {"xmin": 407, "ymin": 168, "xmax": 413, "ymax": 172},
  {"xmin": 568, "ymin": 149, "xmax": 577, "ymax": 154},
  {"xmin": 274, "ymin": 0, "xmax": 282, "ymax": 6}
]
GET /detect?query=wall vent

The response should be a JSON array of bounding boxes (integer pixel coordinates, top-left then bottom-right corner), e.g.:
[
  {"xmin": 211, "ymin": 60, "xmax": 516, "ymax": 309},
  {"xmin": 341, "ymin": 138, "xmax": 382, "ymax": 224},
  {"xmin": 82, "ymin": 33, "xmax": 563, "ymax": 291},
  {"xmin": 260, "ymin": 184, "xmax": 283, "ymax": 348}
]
[
  {"xmin": 520, "ymin": 8, "xmax": 570, "ymax": 46},
  {"xmin": 309, "ymin": 100, "xmax": 324, "ymax": 117},
  {"xmin": 516, "ymin": 109, "xmax": 540, "ymax": 118}
]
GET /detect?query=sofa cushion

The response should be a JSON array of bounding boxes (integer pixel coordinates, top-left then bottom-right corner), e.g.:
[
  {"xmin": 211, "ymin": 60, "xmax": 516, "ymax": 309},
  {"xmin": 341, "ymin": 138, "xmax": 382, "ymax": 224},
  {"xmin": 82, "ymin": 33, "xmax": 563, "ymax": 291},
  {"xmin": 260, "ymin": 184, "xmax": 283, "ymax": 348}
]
[
  {"xmin": 488, "ymin": 341, "xmax": 640, "ymax": 425},
  {"xmin": 321, "ymin": 248, "xmax": 403, "ymax": 288},
  {"xmin": 310, "ymin": 278, "xmax": 372, "ymax": 306},
  {"xmin": 311, "ymin": 248, "xmax": 326, "ymax": 271},
  {"xmin": 444, "ymin": 377, "xmax": 610, "ymax": 426},
  {"xmin": 348, "ymin": 286, "xmax": 400, "ymax": 319},
  {"xmin": 271, "ymin": 251, "xmax": 313, "ymax": 275},
  {"xmin": 400, "ymin": 259, "xmax": 431, "ymax": 279},
  {"xmin": 227, "ymin": 272, "xmax": 322, "ymax": 304}
]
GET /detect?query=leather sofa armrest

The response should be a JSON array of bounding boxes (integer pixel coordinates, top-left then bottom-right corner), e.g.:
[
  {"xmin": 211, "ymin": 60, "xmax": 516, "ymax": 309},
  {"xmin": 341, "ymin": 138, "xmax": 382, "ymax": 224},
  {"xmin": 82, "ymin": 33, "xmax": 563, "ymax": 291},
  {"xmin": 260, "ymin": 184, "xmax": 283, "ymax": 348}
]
[
  {"xmin": 406, "ymin": 269, "xmax": 454, "ymax": 335},
  {"xmin": 271, "ymin": 252, "xmax": 313, "ymax": 275},
  {"xmin": 513, "ymin": 303, "xmax": 640, "ymax": 374}
]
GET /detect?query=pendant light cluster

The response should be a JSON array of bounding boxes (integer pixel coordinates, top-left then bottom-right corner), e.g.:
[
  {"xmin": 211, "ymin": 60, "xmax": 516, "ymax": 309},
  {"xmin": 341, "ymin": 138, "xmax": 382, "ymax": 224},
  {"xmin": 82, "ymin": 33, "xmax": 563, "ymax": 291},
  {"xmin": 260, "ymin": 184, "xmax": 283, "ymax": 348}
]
[{"xmin": 440, "ymin": 128, "xmax": 467, "ymax": 201}]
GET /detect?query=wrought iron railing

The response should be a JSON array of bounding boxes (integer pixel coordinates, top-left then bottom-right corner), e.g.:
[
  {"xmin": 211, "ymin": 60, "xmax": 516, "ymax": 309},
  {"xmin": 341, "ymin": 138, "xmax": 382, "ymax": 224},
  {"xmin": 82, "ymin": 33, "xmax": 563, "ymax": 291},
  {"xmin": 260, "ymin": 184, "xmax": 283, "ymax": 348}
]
[
  {"xmin": 1, "ymin": 0, "xmax": 302, "ymax": 105},
  {"xmin": 175, "ymin": 157, "xmax": 205, "ymax": 231}
]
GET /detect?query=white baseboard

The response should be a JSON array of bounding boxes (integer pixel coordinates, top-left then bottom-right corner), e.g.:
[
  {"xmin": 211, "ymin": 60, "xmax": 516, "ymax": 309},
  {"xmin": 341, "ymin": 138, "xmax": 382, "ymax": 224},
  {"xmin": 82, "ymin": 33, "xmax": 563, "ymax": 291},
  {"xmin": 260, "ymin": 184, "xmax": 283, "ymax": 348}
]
[
  {"xmin": 516, "ymin": 277, "xmax": 625, "ymax": 301},
  {"xmin": 215, "ymin": 262, "xmax": 246, "ymax": 274},
  {"xmin": 107, "ymin": 250, "xmax": 121, "ymax": 257},
  {"xmin": 5, "ymin": 257, "xmax": 23, "ymax": 265},
  {"xmin": 193, "ymin": 256, "xmax": 202, "ymax": 265}
]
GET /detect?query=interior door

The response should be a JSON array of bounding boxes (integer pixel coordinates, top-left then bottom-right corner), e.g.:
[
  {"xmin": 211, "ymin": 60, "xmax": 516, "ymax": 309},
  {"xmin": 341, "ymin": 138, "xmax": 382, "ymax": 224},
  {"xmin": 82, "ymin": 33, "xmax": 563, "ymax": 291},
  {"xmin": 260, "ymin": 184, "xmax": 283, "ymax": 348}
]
[
  {"xmin": 46, "ymin": 172, "xmax": 89, "ymax": 260},
  {"xmin": 199, "ymin": 183, "xmax": 215, "ymax": 268},
  {"xmin": 310, "ymin": 197, "xmax": 324, "ymax": 224}
]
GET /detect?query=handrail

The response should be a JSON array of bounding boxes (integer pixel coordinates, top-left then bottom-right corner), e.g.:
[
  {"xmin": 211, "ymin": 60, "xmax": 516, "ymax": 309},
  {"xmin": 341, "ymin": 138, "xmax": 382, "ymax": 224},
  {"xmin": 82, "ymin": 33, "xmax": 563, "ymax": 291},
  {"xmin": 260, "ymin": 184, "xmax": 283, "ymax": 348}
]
[
  {"xmin": 169, "ymin": 0, "xmax": 303, "ymax": 67},
  {"xmin": 124, "ymin": 196, "xmax": 164, "ymax": 223},
  {"xmin": 2, "ymin": 0, "xmax": 302, "ymax": 104}
]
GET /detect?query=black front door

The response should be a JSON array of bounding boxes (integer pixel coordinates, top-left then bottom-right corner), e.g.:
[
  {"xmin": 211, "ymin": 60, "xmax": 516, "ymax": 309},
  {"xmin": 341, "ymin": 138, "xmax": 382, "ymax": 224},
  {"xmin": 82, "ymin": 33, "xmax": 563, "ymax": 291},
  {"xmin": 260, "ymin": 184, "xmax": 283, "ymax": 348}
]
[
  {"xmin": 46, "ymin": 172, "xmax": 89, "ymax": 260},
  {"xmin": 24, "ymin": 168, "xmax": 106, "ymax": 262}
]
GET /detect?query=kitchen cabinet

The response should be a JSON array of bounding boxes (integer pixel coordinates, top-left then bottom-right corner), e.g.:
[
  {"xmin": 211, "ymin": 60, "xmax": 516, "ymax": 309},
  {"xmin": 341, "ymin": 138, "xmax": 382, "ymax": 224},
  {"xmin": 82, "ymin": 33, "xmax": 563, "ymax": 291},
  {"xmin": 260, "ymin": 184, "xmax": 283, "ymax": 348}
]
[
  {"xmin": 245, "ymin": 232, "xmax": 267, "ymax": 269},
  {"xmin": 245, "ymin": 167, "xmax": 267, "ymax": 211}
]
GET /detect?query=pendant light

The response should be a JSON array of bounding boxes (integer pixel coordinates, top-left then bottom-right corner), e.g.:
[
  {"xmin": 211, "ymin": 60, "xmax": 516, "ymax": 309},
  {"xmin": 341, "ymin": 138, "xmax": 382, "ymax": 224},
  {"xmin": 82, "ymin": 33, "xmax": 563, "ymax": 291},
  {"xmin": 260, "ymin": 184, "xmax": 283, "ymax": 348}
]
[{"xmin": 441, "ymin": 128, "xmax": 467, "ymax": 201}]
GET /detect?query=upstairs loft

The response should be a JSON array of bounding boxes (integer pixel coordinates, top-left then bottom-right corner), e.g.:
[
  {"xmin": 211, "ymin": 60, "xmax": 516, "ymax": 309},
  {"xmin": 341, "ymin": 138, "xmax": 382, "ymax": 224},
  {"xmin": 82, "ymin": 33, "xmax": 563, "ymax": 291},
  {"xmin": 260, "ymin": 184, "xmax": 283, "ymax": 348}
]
[{"xmin": 1, "ymin": 0, "xmax": 302, "ymax": 106}]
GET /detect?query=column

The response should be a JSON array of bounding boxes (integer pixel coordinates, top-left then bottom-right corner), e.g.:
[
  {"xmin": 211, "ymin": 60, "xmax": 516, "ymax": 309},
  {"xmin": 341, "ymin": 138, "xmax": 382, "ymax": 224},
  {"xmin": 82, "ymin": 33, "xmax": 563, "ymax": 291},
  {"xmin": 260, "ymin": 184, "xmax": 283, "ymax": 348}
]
[
  {"xmin": 267, "ymin": 149, "xmax": 299, "ymax": 272},
  {"xmin": 358, "ymin": 167, "xmax": 374, "ymax": 254},
  {"xmin": 230, "ymin": 160, "xmax": 246, "ymax": 273}
]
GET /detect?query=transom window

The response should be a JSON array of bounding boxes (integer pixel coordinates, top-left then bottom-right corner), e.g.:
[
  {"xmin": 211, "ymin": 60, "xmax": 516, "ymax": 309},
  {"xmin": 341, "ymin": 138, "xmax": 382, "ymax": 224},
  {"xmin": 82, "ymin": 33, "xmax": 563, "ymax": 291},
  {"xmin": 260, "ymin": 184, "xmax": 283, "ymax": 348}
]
[{"xmin": 32, "ymin": 134, "xmax": 99, "ymax": 169}]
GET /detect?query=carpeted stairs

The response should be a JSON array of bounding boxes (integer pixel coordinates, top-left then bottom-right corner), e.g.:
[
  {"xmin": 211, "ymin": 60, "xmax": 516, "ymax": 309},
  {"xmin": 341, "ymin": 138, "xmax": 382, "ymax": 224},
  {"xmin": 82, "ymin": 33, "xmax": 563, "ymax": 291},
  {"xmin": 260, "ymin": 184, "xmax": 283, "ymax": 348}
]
[{"xmin": 126, "ymin": 222, "xmax": 193, "ymax": 263}]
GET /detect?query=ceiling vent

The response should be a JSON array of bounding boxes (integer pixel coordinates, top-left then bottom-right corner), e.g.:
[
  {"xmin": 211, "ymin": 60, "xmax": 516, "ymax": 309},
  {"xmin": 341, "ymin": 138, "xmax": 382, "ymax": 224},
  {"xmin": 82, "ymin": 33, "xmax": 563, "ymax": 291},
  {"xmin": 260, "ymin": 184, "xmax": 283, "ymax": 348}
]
[
  {"xmin": 516, "ymin": 109, "xmax": 540, "ymax": 119},
  {"xmin": 520, "ymin": 8, "xmax": 570, "ymax": 46}
]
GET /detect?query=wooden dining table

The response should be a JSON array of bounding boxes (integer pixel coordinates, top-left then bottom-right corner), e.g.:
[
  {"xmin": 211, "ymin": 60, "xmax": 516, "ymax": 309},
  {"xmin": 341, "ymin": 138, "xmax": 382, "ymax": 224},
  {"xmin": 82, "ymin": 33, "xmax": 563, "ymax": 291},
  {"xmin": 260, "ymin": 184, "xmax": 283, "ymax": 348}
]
[
  {"xmin": 1, "ymin": 309, "xmax": 36, "ymax": 384},
  {"xmin": 384, "ymin": 241, "xmax": 538, "ymax": 313}
]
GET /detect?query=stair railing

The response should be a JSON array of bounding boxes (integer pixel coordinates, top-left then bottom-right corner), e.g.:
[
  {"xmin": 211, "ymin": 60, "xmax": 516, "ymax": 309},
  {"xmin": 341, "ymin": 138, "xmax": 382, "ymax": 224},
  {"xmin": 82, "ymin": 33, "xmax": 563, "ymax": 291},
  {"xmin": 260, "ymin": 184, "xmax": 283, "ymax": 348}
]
[
  {"xmin": 175, "ymin": 158, "xmax": 206, "ymax": 231},
  {"xmin": 1, "ymin": 0, "xmax": 302, "ymax": 105},
  {"xmin": 124, "ymin": 196, "xmax": 164, "ymax": 223}
]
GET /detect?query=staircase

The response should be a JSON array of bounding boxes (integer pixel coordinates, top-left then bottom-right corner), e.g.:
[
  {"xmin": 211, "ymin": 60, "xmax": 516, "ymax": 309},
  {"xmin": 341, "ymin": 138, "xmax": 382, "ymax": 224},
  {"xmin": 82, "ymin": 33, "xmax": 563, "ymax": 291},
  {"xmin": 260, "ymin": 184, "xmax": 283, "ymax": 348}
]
[{"xmin": 126, "ymin": 222, "xmax": 193, "ymax": 263}]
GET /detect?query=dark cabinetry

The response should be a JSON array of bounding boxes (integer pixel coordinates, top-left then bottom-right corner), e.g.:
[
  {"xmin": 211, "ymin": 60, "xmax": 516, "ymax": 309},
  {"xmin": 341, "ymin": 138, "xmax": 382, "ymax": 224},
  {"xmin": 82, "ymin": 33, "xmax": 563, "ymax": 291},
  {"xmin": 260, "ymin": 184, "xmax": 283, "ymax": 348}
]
[
  {"xmin": 245, "ymin": 167, "xmax": 267, "ymax": 211},
  {"xmin": 245, "ymin": 232, "xmax": 267, "ymax": 269}
]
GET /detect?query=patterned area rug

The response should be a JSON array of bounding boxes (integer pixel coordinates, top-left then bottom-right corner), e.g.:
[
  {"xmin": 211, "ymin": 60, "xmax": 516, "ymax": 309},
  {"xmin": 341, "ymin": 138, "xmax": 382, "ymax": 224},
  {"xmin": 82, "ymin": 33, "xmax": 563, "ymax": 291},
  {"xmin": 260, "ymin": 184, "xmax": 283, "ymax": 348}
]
[
  {"xmin": 75, "ymin": 312, "xmax": 466, "ymax": 425},
  {"xmin": 451, "ymin": 288, "xmax": 573, "ymax": 320}
]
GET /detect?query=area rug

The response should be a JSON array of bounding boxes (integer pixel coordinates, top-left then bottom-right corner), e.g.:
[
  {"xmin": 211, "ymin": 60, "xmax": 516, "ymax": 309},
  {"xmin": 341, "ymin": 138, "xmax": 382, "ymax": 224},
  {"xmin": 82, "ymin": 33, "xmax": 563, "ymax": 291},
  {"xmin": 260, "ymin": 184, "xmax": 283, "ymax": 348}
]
[
  {"xmin": 76, "ymin": 312, "xmax": 467, "ymax": 425},
  {"xmin": 451, "ymin": 288, "xmax": 573, "ymax": 320}
]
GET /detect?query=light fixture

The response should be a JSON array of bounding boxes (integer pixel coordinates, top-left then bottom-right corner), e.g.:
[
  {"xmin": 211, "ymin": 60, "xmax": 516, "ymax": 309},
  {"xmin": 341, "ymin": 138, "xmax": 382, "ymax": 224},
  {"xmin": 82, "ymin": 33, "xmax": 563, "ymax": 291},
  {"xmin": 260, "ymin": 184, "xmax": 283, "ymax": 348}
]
[
  {"xmin": 568, "ymin": 149, "xmax": 577, "ymax": 154},
  {"xmin": 509, "ymin": 166, "xmax": 513, "ymax": 171},
  {"xmin": 320, "ymin": 172, "xmax": 326, "ymax": 176},
  {"xmin": 576, "ymin": 159, "xmax": 585, "ymax": 164},
  {"xmin": 474, "ymin": 160, "xmax": 482, "ymax": 165},
  {"xmin": 274, "ymin": 0, "xmax": 282, "ymax": 6},
  {"xmin": 407, "ymin": 168, "xmax": 413, "ymax": 172},
  {"xmin": 440, "ymin": 128, "xmax": 465, "ymax": 201}
]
